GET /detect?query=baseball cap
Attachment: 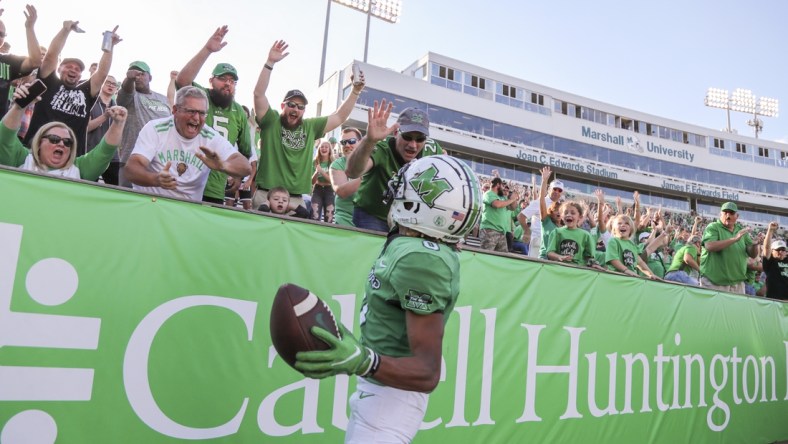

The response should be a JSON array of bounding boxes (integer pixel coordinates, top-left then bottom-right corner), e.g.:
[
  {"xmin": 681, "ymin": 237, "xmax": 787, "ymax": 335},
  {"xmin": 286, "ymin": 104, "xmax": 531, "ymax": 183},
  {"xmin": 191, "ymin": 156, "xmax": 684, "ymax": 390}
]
[
  {"xmin": 720, "ymin": 202, "xmax": 738, "ymax": 213},
  {"xmin": 128, "ymin": 61, "xmax": 150, "ymax": 73},
  {"xmin": 60, "ymin": 57, "xmax": 85, "ymax": 71},
  {"xmin": 397, "ymin": 108, "xmax": 430, "ymax": 136},
  {"xmin": 549, "ymin": 179, "xmax": 565, "ymax": 191},
  {"xmin": 283, "ymin": 89, "xmax": 308, "ymax": 104},
  {"xmin": 212, "ymin": 63, "xmax": 238, "ymax": 80},
  {"xmin": 491, "ymin": 177, "xmax": 503, "ymax": 187},
  {"xmin": 772, "ymin": 239, "xmax": 787, "ymax": 250},
  {"xmin": 639, "ymin": 232, "xmax": 650, "ymax": 241}
]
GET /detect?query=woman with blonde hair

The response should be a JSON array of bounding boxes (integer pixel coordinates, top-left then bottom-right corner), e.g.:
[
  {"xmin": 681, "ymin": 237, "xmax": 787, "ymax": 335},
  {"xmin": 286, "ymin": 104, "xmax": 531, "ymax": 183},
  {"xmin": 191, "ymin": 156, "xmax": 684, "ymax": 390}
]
[
  {"xmin": 0, "ymin": 82, "xmax": 127, "ymax": 180},
  {"xmin": 310, "ymin": 138, "xmax": 336, "ymax": 222}
]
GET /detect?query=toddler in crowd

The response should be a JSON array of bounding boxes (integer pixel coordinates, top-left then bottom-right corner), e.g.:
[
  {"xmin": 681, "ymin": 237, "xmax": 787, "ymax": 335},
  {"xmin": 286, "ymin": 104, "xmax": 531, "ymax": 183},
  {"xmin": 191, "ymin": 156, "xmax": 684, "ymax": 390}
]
[{"xmin": 258, "ymin": 187, "xmax": 309, "ymax": 218}]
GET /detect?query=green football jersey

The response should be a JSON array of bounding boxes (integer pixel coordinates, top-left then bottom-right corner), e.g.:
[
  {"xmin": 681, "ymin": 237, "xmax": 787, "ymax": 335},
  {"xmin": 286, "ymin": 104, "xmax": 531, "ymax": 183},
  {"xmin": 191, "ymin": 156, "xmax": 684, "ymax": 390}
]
[
  {"xmin": 190, "ymin": 83, "xmax": 253, "ymax": 199},
  {"xmin": 330, "ymin": 156, "xmax": 355, "ymax": 227},
  {"xmin": 359, "ymin": 235, "xmax": 459, "ymax": 375},
  {"xmin": 354, "ymin": 136, "xmax": 443, "ymax": 221}
]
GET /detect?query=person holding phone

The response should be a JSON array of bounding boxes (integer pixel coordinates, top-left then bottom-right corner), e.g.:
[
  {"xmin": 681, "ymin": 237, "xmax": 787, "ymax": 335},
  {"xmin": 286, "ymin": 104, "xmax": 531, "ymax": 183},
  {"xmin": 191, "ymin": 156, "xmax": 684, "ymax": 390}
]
[
  {"xmin": 0, "ymin": 82, "xmax": 127, "ymax": 180},
  {"xmin": 0, "ymin": 5, "xmax": 44, "ymax": 119}
]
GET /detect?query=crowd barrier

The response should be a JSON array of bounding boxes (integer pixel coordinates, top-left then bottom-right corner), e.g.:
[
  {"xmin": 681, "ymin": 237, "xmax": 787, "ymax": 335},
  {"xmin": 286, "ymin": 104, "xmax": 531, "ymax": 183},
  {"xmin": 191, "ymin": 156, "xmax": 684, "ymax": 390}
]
[{"xmin": 1, "ymin": 167, "xmax": 786, "ymax": 443}]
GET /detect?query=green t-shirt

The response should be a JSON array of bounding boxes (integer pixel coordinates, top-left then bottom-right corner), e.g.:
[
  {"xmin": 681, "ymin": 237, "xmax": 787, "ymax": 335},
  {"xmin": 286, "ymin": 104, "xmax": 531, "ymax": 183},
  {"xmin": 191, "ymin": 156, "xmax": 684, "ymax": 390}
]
[
  {"xmin": 0, "ymin": 121, "xmax": 116, "ymax": 181},
  {"xmin": 539, "ymin": 215, "xmax": 558, "ymax": 259},
  {"xmin": 353, "ymin": 136, "xmax": 443, "ymax": 221},
  {"xmin": 546, "ymin": 227, "xmax": 597, "ymax": 267},
  {"xmin": 667, "ymin": 244, "xmax": 698, "ymax": 274},
  {"xmin": 700, "ymin": 220, "xmax": 753, "ymax": 286},
  {"xmin": 605, "ymin": 237, "xmax": 639, "ymax": 272},
  {"xmin": 644, "ymin": 248, "xmax": 667, "ymax": 279},
  {"xmin": 330, "ymin": 156, "xmax": 355, "ymax": 227},
  {"xmin": 359, "ymin": 235, "xmax": 459, "ymax": 382},
  {"xmin": 188, "ymin": 83, "xmax": 252, "ymax": 199},
  {"xmin": 315, "ymin": 160, "xmax": 331, "ymax": 186},
  {"xmin": 480, "ymin": 191, "xmax": 511, "ymax": 232},
  {"xmin": 256, "ymin": 107, "xmax": 328, "ymax": 195}
]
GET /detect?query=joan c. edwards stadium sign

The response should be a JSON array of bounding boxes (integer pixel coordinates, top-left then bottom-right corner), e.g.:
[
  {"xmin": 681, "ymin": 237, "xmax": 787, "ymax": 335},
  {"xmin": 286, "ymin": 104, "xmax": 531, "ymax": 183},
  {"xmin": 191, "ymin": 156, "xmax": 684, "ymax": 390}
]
[{"xmin": 1, "ymin": 168, "xmax": 787, "ymax": 443}]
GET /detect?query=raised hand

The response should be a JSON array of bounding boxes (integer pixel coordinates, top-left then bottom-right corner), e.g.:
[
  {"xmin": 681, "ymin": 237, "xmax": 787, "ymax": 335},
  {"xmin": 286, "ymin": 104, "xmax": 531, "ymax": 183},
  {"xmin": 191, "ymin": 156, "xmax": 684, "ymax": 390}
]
[
  {"xmin": 205, "ymin": 26, "xmax": 228, "ymax": 53},
  {"xmin": 365, "ymin": 99, "xmax": 396, "ymax": 143},
  {"xmin": 106, "ymin": 106, "xmax": 128, "ymax": 123},
  {"xmin": 268, "ymin": 40, "xmax": 289, "ymax": 64},
  {"xmin": 24, "ymin": 5, "xmax": 37, "ymax": 29}
]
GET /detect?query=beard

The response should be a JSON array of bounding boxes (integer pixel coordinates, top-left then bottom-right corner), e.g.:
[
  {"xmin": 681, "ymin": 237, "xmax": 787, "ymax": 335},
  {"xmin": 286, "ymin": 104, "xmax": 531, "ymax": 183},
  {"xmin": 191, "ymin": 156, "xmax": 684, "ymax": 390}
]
[
  {"xmin": 208, "ymin": 88, "xmax": 234, "ymax": 108},
  {"xmin": 497, "ymin": 188, "xmax": 505, "ymax": 197},
  {"xmin": 280, "ymin": 113, "xmax": 303, "ymax": 131}
]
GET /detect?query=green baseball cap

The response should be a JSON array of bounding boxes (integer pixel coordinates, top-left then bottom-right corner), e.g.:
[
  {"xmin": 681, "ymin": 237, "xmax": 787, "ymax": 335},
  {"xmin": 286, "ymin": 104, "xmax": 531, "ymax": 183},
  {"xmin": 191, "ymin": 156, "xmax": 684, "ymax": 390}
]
[
  {"xmin": 720, "ymin": 202, "xmax": 738, "ymax": 212},
  {"xmin": 212, "ymin": 63, "xmax": 238, "ymax": 80},
  {"xmin": 128, "ymin": 61, "xmax": 150, "ymax": 73}
]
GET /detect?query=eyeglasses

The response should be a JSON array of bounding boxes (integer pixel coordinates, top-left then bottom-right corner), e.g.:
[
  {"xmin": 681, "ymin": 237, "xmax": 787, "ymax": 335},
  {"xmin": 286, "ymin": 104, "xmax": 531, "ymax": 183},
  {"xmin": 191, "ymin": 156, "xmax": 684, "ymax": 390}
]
[
  {"xmin": 399, "ymin": 132, "xmax": 427, "ymax": 143},
  {"xmin": 340, "ymin": 138, "xmax": 358, "ymax": 146},
  {"xmin": 215, "ymin": 76, "xmax": 237, "ymax": 85},
  {"xmin": 41, "ymin": 134, "xmax": 74, "ymax": 148},
  {"xmin": 285, "ymin": 101, "xmax": 305, "ymax": 110},
  {"xmin": 179, "ymin": 107, "xmax": 208, "ymax": 117}
]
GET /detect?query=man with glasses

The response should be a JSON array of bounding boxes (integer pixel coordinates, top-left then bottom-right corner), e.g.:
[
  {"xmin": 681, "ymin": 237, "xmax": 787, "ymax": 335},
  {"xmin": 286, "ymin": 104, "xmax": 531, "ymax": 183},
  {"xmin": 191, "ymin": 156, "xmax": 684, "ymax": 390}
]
[
  {"xmin": 761, "ymin": 221, "xmax": 787, "ymax": 300},
  {"xmin": 87, "ymin": 75, "xmax": 119, "ymax": 184},
  {"xmin": 176, "ymin": 25, "xmax": 254, "ymax": 205},
  {"xmin": 116, "ymin": 60, "xmax": 171, "ymax": 187},
  {"xmin": 344, "ymin": 101, "xmax": 443, "ymax": 232},
  {"xmin": 520, "ymin": 177, "xmax": 564, "ymax": 258},
  {"xmin": 124, "ymin": 86, "xmax": 250, "ymax": 202},
  {"xmin": 0, "ymin": 5, "xmax": 42, "ymax": 119},
  {"xmin": 329, "ymin": 127, "xmax": 363, "ymax": 227},
  {"xmin": 252, "ymin": 39, "xmax": 365, "ymax": 210},
  {"xmin": 699, "ymin": 202, "xmax": 759, "ymax": 294}
]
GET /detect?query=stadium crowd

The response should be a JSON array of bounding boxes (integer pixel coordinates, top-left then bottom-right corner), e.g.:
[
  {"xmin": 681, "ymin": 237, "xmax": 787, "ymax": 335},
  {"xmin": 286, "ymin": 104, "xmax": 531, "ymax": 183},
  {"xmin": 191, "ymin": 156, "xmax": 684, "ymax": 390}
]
[{"xmin": 0, "ymin": 12, "xmax": 785, "ymax": 300}]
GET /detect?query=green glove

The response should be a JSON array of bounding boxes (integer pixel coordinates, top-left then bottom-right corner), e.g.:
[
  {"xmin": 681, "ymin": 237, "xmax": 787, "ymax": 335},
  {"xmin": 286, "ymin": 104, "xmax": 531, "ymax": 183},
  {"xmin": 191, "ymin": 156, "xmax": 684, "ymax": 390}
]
[{"xmin": 295, "ymin": 324, "xmax": 379, "ymax": 379}]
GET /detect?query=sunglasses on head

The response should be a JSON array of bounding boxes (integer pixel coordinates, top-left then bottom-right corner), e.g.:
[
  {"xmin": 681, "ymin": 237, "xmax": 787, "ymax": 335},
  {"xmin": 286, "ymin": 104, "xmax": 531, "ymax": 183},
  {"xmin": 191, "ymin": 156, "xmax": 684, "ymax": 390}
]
[
  {"xmin": 41, "ymin": 134, "xmax": 74, "ymax": 148},
  {"xmin": 340, "ymin": 137, "xmax": 358, "ymax": 146},
  {"xmin": 285, "ymin": 101, "xmax": 305, "ymax": 110},
  {"xmin": 399, "ymin": 132, "xmax": 427, "ymax": 143}
]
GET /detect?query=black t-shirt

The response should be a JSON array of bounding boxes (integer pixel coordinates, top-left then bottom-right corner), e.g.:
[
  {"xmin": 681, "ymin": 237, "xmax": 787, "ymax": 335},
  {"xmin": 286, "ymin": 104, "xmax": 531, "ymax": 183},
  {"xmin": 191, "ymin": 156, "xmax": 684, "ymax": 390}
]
[
  {"xmin": 24, "ymin": 71, "xmax": 97, "ymax": 156},
  {"xmin": 762, "ymin": 255, "xmax": 788, "ymax": 300},
  {"xmin": 0, "ymin": 53, "xmax": 32, "ymax": 118}
]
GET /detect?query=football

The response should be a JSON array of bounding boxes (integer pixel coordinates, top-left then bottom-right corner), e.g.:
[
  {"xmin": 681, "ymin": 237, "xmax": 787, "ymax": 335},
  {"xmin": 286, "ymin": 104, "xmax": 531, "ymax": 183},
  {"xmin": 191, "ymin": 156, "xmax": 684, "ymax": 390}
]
[{"xmin": 269, "ymin": 283, "xmax": 341, "ymax": 369}]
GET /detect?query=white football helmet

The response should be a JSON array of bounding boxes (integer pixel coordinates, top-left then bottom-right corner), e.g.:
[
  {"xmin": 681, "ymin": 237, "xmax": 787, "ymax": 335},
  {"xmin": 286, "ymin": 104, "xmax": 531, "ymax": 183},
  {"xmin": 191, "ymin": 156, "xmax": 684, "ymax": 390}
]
[{"xmin": 387, "ymin": 155, "xmax": 482, "ymax": 243}]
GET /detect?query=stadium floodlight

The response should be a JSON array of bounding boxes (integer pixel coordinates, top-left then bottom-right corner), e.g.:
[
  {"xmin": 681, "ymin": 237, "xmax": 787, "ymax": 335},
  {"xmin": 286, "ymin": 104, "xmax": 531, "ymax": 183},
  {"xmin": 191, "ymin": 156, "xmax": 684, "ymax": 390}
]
[
  {"xmin": 319, "ymin": 0, "xmax": 403, "ymax": 84},
  {"xmin": 704, "ymin": 87, "xmax": 779, "ymax": 138}
]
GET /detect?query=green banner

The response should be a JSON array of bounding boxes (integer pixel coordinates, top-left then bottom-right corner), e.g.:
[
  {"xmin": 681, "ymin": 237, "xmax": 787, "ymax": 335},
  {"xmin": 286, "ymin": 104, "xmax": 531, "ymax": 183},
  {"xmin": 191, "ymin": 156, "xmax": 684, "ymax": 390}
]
[{"xmin": 1, "ymin": 167, "xmax": 787, "ymax": 443}]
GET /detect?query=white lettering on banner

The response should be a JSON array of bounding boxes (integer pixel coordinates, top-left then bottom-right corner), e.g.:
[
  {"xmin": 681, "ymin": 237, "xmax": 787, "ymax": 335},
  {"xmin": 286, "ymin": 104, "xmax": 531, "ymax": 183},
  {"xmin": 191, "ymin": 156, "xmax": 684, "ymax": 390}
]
[
  {"xmin": 0, "ymin": 222, "xmax": 101, "ymax": 442},
  {"xmin": 515, "ymin": 324, "xmax": 784, "ymax": 433},
  {"xmin": 123, "ymin": 295, "xmax": 257, "ymax": 440}
]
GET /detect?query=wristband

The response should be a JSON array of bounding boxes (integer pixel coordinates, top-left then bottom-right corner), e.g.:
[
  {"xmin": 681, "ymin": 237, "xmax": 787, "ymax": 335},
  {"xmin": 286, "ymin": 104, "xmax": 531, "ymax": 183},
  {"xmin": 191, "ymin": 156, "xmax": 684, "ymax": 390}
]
[
  {"xmin": 360, "ymin": 348, "xmax": 381, "ymax": 377},
  {"xmin": 264, "ymin": 63, "xmax": 274, "ymax": 71}
]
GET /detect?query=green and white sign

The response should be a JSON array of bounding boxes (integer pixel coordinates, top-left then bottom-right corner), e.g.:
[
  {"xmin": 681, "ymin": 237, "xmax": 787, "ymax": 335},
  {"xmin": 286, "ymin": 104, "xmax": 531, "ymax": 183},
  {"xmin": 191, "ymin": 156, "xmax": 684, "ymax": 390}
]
[{"xmin": 1, "ymin": 168, "xmax": 786, "ymax": 442}]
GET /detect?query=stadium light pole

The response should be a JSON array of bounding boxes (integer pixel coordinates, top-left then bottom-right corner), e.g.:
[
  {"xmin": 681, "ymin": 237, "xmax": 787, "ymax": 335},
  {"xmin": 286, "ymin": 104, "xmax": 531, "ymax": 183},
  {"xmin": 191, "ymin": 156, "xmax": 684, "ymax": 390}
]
[
  {"xmin": 319, "ymin": 0, "xmax": 403, "ymax": 84},
  {"xmin": 704, "ymin": 88, "xmax": 779, "ymax": 138}
]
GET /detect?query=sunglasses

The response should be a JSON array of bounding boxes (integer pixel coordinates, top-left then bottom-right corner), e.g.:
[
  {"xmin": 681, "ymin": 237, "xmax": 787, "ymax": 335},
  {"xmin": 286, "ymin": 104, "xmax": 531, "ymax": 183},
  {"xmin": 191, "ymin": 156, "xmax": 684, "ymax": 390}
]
[
  {"xmin": 340, "ymin": 138, "xmax": 358, "ymax": 146},
  {"xmin": 400, "ymin": 132, "xmax": 427, "ymax": 143},
  {"xmin": 553, "ymin": 188, "xmax": 564, "ymax": 193},
  {"xmin": 41, "ymin": 134, "xmax": 74, "ymax": 148},
  {"xmin": 285, "ymin": 101, "xmax": 305, "ymax": 110},
  {"xmin": 0, "ymin": 32, "xmax": 6, "ymax": 38}
]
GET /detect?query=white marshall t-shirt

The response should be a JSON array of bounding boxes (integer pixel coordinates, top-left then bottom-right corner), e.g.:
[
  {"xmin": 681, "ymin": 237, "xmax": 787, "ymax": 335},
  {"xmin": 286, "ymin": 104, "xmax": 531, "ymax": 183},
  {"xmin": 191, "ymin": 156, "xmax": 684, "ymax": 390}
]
[{"xmin": 131, "ymin": 116, "xmax": 237, "ymax": 201}]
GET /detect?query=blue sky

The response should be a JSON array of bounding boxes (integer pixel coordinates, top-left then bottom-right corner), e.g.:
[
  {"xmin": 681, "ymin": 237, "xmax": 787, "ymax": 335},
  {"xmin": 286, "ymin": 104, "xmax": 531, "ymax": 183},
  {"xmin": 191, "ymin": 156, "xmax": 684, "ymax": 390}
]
[{"xmin": 10, "ymin": 0, "xmax": 788, "ymax": 142}]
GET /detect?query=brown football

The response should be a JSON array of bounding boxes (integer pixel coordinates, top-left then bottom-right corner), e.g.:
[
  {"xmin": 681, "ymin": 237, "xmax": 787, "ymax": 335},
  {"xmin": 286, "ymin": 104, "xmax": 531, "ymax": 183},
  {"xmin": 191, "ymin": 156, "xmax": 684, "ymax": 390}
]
[{"xmin": 270, "ymin": 283, "xmax": 341, "ymax": 369}]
